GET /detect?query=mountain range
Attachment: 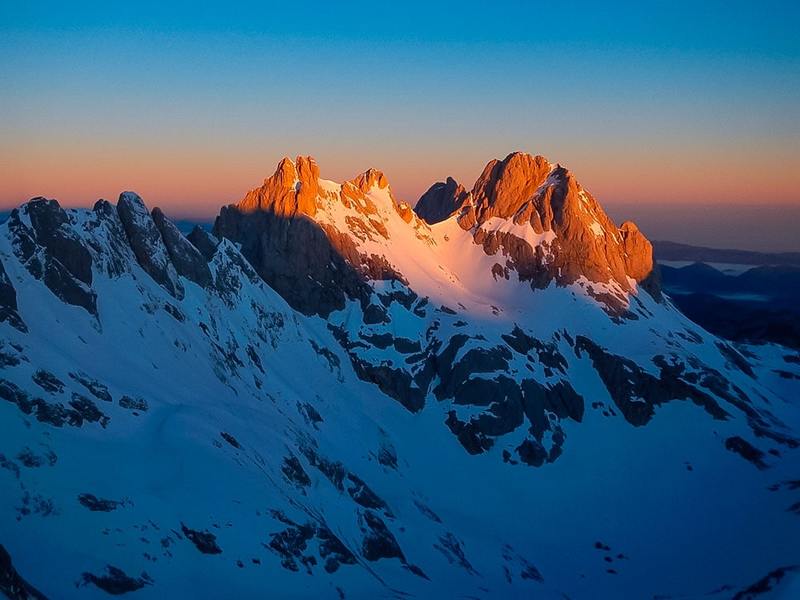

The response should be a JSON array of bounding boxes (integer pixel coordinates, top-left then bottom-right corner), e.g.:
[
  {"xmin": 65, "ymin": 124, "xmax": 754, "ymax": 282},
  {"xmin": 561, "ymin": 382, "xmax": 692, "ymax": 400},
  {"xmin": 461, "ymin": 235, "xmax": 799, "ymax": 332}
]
[{"xmin": 1, "ymin": 152, "xmax": 799, "ymax": 599}]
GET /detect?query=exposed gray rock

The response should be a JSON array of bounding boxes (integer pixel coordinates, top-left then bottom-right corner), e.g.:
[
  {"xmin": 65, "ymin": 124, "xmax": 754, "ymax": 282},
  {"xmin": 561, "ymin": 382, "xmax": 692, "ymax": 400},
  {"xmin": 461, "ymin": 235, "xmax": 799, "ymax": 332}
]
[
  {"xmin": 31, "ymin": 370, "xmax": 64, "ymax": 394},
  {"xmin": 267, "ymin": 511, "xmax": 356, "ymax": 574},
  {"xmin": 119, "ymin": 395, "xmax": 148, "ymax": 412},
  {"xmin": 434, "ymin": 533, "xmax": 478, "ymax": 576},
  {"xmin": 1, "ymin": 378, "xmax": 108, "ymax": 429},
  {"xmin": 80, "ymin": 566, "xmax": 151, "ymax": 595},
  {"xmin": 181, "ymin": 523, "xmax": 222, "ymax": 554},
  {"xmin": 27, "ymin": 198, "xmax": 92, "ymax": 285},
  {"xmin": 7, "ymin": 201, "xmax": 97, "ymax": 315},
  {"xmin": 0, "ymin": 258, "xmax": 25, "ymax": 330},
  {"xmin": 116, "ymin": 192, "xmax": 183, "ymax": 299},
  {"xmin": 69, "ymin": 372, "xmax": 112, "ymax": 402},
  {"xmin": 576, "ymin": 336, "xmax": 728, "ymax": 427},
  {"xmin": 77, "ymin": 493, "xmax": 125, "ymax": 512},
  {"xmin": 281, "ymin": 455, "xmax": 311, "ymax": 489},
  {"xmin": 360, "ymin": 510, "xmax": 404, "ymax": 562},
  {"xmin": 0, "ymin": 258, "xmax": 18, "ymax": 311},
  {"xmin": 346, "ymin": 473, "xmax": 389, "ymax": 513},
  {"xmin": 90, "ymin": 200, "xmax": 135, "ymax": 278},
  {"xmin": 152, "ymin": 208, "xmax": 212, "ymax": 288},
  {"xmin": 42, "ymin": 256, "xmax": 97, "ymax": 315},
  {"xmin": 186, "ymin": 226, "xmax": 219, "ymax": 261},
  {"xmin": 725, "ymin": 436, "xmax": 767, "ymax": 470},
  {"xmin": 69, "ymin": 393, "xmax": 110, "ymax": 428}
]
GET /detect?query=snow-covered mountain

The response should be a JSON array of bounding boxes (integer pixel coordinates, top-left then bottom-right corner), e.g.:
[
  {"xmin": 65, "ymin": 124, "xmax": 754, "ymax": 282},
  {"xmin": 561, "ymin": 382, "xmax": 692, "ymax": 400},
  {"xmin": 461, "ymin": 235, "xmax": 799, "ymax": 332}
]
[{"xmin": 1, "ymin": 152, "xmax": 799, "ymax": 599}]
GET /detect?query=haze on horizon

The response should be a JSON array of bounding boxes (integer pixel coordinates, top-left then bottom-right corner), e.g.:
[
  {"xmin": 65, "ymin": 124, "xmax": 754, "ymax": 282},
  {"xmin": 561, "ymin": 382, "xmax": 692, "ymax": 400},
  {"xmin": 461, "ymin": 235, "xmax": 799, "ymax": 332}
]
[{"xmin": 1, "ymin": 1, "xmax": 798, "ymax": 251}]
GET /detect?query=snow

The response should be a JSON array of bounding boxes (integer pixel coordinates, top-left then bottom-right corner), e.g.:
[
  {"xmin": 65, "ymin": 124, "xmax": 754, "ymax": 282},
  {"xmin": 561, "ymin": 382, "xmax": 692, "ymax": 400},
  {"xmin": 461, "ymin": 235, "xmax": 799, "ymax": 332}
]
[{"xmin": 479, "ymin": 216, "xmax": 557, "ymax": 248}]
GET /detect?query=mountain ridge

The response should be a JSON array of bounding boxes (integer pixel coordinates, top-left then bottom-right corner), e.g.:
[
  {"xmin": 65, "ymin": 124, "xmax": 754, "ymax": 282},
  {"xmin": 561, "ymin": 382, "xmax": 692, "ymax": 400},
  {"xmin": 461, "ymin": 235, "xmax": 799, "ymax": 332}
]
[
  {"xmin": 215, "ymin": 152, "xmax": 660, "ymax": 320},
  {"xmin": 1, "ymin": 151, "xmax": 799, "ymax": 598}
]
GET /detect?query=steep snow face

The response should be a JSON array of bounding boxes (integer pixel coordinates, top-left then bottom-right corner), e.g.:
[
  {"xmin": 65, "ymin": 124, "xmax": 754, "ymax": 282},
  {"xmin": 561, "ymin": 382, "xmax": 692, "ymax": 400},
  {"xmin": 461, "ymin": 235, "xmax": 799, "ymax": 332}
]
[{"xmin": 1, "ymin": 185, "xmax": 800, "ymax": 600}]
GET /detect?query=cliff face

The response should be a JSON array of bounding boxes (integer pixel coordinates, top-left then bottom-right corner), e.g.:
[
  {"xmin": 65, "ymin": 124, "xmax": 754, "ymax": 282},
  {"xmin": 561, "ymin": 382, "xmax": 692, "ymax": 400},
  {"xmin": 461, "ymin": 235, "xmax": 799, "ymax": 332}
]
[{"xmin": 236, "ymin": 155, "xmax": 320, "ymax": 217}]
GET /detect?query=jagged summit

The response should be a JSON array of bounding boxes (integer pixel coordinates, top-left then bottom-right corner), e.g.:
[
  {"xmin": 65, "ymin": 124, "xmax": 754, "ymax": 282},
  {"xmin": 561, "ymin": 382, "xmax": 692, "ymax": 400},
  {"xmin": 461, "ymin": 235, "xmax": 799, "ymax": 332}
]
[
  {"xmin": 414, "ymin": 151, "xmax": 659, "ymax": 306},
  {"xmin": 236, "ymin": 155, "xmax": 321, "ymax": 217},
  {"xmin": 471, "ymin": 152, "xmax": 556, "ymax": 222},
  {"xmin": 216, "ymin": 152, "xmax": 658, "ymax": 318}
]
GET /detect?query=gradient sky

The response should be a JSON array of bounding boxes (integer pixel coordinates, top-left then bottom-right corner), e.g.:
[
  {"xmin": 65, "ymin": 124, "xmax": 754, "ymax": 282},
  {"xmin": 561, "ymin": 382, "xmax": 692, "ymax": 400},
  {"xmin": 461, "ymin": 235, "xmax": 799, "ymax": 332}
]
[{"xmin": 1, "ymin": 1, "xmax": 798, "ymax": 249}]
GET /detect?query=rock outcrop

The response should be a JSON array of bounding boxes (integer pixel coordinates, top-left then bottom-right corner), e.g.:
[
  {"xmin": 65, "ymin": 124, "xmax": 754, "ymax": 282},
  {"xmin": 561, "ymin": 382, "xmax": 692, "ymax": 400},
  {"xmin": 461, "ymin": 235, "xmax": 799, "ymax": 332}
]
[
  {"xmin": 213, "ymin": 151, "xmax": 659, "ymax": 320},
  {"xmin": 237, "ymin": 156, "xmax": 320, "ymax": 217},
  {"xmin": 187, "ymin": 226, "xmax": 219, "ymax": 261},
  {"xmin": 117, "ymin": 192, "xmax": 184, "ymax": 299},
  {"xmin": 27, "ymin": 198, "xmax": 93, "ymax": 286},
  {"xmin": 152, "ymin": 208, "xmax": 212, "ymax": 288},
  {"xmin": 415, "ymin": 177, "xmax": 469, "ymax": 225},
  {"xmin": 471, "ymin": 152, "xmax": 554, "ymax": 222},
  {"xmin": 7, "ymin": 199, "xmax": 97, "ymax": 315},
  {"xmin": 0, "ymin": 257, "xmax": 24, "ymax": 330}
]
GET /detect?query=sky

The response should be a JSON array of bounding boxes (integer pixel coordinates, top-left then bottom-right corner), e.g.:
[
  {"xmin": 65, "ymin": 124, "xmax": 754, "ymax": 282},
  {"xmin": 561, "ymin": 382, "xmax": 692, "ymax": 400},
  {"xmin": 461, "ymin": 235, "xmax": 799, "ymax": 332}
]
[{"xmin": 1, "ymin": 1, "xmax": 798, "ymax": 250}]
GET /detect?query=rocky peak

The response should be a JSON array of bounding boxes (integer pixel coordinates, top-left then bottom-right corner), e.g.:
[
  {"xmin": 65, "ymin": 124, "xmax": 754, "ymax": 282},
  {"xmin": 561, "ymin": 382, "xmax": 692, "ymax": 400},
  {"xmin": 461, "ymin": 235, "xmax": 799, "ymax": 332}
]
[
  {"xmin": 410, "ymin": 151, "xmax": 661, "ymax": 308},
  {"xmin": 187, "ymin": 226, "xmax": 220, "ymax": 262},
  {"xmin": 351, "ymin": 168, "xmax": 389, "ymax": 193},
  {"xmin": 117, "ymin": 192, "xmax": 184, "ymax": 299},
  {"xmin": 415, "ymin": 177, "xmax": 470, "ymax": 225},
  {"xmin": 151, "ymin": 208, "xmax": 213, "ymax": 288},
  {"xmin": 5, "ymin": 198, "xmax": 98, "ymax": 316},
  {"xmin": 236, "ymin": 155, "xmax": 320, "ymax": 217},
  {"xmin": 471, "ymin": 152, "xmax": 553, "ymax": 222}
]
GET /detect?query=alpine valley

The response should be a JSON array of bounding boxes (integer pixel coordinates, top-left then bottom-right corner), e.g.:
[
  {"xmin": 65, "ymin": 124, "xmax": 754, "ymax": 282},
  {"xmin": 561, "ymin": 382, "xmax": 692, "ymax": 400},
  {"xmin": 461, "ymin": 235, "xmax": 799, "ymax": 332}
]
[{"xmin": 1, "ymin": 152, "xmax": 799, "ymax": 599}]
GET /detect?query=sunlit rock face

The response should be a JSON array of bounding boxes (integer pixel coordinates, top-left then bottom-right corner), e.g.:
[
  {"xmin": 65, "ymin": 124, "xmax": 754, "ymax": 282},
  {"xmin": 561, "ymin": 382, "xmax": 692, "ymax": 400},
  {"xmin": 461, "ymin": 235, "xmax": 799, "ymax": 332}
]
[{"xmin": 216, "ymin": 152, "xmax": 660, "ymax": 319}]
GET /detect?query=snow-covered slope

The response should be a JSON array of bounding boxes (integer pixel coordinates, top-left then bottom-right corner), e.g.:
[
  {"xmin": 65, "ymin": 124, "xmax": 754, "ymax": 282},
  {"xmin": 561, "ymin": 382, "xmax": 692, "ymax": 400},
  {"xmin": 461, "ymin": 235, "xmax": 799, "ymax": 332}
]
[{"xmin": 1, "ymin": 155, "xmax": 799, "ymax": 599}]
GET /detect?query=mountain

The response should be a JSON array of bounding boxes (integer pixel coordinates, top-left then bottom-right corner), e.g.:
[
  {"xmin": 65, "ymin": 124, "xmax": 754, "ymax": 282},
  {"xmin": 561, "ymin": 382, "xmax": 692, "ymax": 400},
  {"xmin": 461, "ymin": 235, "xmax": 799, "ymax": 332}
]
[
  {"xmin": 1, "ymin": 152, "xmax": 799, "ymax": 599},
  {"xmin": 660, "ymin": 262, "xmax": 800, "ymax": 349}
]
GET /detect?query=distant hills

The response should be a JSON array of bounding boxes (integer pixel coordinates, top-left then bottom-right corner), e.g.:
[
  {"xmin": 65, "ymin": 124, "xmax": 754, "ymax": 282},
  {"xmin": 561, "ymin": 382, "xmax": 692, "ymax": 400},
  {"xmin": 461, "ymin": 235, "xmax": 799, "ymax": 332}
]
[{"xmin": 653, "ymin": 240, "xmax": 800, "ymax": 266}]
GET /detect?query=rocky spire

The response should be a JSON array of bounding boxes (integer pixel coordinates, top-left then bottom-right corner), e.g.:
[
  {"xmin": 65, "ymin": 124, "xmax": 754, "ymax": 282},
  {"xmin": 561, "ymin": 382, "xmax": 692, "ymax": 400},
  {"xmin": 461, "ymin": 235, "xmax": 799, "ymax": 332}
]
[
  {"xmin": 428, "ymin": 151, "xmax": 661, "ymax": 304},
  {"xmin": 117, "ymin": 192, "xmax": 184, "ymax": 299},
  {"xmin": 351, "ymin": 168, "xmax": 389, "ymax": 193},
  {"xmin": 236, "ymin": 156, "xmax": 320, "ymax": 217}
]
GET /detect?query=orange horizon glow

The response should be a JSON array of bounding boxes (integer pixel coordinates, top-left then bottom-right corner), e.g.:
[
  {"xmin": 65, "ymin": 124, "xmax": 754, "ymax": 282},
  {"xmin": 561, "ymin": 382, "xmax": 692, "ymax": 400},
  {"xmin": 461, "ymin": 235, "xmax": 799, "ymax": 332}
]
[{"xmin": 2, "ymin": 144, "xmax": 798, "ymax": 219}]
